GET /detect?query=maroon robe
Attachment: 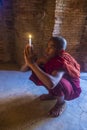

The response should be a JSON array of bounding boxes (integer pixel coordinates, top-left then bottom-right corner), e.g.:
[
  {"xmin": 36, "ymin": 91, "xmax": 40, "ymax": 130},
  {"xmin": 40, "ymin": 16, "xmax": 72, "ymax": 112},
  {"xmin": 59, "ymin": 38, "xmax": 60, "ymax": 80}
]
[{"xmin": 30, "ymin": 51, "xmax": 81, "ymax": 100}]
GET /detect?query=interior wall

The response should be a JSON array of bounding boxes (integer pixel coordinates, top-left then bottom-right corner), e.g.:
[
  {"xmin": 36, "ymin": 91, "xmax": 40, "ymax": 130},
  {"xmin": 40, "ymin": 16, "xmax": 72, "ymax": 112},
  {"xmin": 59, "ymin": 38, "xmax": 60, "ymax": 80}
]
[
  {"xmin": 78, "ymin": 17, "xmax": 87, "ymax": 71},
  {"xmin": 0, "ymin": 0, "xmax": 14, "ymax": 62},
  {"xmin": 53, "ymin": 0, "xmax": 87, "ymax": 71},
  {"xmin": 13, "ymin": 0, "xmax": 55, "ymax": 66},
  {"xmin": 0, "ymin": 0, "xmax": 87, "ymax": 71}
]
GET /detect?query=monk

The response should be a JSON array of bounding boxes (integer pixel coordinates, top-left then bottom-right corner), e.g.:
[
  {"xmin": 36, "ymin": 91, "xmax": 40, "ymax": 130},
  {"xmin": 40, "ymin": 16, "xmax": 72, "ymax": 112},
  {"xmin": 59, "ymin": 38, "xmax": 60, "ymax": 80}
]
[{"xmin": 24, "ymin": 36, "xmax": 82, "ymax": 117}]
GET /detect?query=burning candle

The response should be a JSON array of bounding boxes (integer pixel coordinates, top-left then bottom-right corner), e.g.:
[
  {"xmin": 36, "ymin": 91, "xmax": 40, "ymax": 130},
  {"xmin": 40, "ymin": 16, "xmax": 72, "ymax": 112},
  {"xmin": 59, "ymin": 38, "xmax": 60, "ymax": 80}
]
[{"xmin": 29, "ymin": 35, "xmax": 32, "ymax": 46}]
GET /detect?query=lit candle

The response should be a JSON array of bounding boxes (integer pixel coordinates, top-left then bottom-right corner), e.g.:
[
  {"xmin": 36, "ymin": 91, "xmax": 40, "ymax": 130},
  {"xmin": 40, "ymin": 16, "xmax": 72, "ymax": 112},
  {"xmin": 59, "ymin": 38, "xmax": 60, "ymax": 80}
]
[{"xmin": 29, "ymin": 35, "xmax": 32, "ymax": 46}]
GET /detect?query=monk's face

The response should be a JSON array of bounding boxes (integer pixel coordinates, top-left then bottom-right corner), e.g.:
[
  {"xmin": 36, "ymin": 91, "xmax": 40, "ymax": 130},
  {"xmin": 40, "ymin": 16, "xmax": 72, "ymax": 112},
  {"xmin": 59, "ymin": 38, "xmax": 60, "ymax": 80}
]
[{"xmin": 45, "ymin": 40, "xmax": 58, "ymax": 59}]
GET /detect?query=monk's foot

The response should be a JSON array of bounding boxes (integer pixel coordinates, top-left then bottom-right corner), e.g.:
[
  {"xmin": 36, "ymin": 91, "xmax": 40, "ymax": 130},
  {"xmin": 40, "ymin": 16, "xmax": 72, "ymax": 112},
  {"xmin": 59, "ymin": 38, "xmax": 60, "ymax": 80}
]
[
  {"xmin": 40, "ymin": 93, "xmax": 56, "ymax": 101},
  {"xmin": 48, "ymin": 101, "xmax": 66, "ymax": 117}
]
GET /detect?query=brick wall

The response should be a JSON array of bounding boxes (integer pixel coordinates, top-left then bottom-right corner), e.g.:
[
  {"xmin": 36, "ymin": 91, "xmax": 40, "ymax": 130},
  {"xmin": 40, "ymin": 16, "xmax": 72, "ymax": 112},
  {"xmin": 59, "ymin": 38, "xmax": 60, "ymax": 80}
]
[
  {"xmin": 53, "ymin": 0, "xmax": 87, "ymax": 71},
  {"xmin": 78, "ymin": 17, "xmax": 87, "ymax": 71},
  {"xmin": 13, "ymin": 0, "xmax": 55, "ymax": 66},
  {"xmin": 0, "ymin": 0, "xmax": 14, "ymax": 62},
  {"xmin": 0, "ymin": 0, "xmax": 87, "ymax": 71}
]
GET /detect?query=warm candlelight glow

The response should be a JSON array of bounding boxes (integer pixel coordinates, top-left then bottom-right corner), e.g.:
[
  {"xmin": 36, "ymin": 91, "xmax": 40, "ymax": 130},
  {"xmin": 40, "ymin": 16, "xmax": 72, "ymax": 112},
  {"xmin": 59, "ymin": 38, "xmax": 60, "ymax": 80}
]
[
  {"xmin": 29, "ymin": 35, "xmax": 32, "ymax": 39},
  {"xmin": 29, "ymin": 34, "xmax": 32, "ymax": 46}
]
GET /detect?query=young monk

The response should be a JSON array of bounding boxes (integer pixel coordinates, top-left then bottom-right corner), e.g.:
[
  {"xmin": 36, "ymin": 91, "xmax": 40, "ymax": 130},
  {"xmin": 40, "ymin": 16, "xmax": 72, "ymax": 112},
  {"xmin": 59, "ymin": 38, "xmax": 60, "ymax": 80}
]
[{"xmin": 24, "ymin": 36, "xmax": 82, "ymax": 117}]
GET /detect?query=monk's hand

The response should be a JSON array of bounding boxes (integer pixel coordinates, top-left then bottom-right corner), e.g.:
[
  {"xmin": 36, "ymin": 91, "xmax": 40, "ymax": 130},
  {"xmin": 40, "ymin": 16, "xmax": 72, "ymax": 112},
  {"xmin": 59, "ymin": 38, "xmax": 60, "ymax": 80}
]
[{"xmin": 24, "ymin": 44, "xmax": 37, "ymax": 66}]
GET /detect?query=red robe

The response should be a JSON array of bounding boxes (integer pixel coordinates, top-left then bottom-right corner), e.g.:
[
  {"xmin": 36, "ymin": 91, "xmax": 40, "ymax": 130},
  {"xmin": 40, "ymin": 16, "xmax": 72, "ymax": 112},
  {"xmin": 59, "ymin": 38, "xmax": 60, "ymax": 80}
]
[{"xmin": 30, "ymin": 51, "xmax": 81, "ymax": 100}]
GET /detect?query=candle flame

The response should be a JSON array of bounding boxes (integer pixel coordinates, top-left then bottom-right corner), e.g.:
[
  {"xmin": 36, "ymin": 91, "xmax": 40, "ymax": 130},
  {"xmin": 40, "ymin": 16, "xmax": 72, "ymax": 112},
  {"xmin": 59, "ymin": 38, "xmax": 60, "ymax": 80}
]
[{"xmin": 29, "ymin": 35, "xmax": 32, "ymax": 38}]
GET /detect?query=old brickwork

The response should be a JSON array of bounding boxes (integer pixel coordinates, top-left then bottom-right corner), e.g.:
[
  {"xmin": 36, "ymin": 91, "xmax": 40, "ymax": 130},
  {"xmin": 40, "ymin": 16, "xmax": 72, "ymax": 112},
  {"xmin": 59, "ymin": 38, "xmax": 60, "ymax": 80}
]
[
  {"xmin": 53, "ymin": 0, "xmax": 87, "ymax": 71},
  {"xmin": 78, "ymin": 17, "xmax": 87, "ymax": 71},
  {"xmin": 0, "ymin": 0, "xmax": 87, "ymax": 71},
  {"xmin": 0, "ymin": 0, "xmax": 14, "ymax": 62},
  {"xmin": 13, "ymin": 0, "xmax": 55, "ymax": 65}
]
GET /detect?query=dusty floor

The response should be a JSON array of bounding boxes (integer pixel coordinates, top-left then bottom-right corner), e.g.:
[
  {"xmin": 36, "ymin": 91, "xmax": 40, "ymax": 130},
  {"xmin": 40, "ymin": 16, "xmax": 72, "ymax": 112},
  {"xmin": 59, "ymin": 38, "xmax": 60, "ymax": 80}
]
[{"xmin": 0, "ymin": 64, "xmax": 87, "ymax": 130}]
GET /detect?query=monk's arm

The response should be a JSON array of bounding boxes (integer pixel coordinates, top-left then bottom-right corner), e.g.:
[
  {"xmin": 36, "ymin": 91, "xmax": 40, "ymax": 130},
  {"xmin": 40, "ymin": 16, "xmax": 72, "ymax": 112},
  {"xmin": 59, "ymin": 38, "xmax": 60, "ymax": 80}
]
[{"xmin": 29, "ymin": 63, "xmax": 64, "ymax": 89}]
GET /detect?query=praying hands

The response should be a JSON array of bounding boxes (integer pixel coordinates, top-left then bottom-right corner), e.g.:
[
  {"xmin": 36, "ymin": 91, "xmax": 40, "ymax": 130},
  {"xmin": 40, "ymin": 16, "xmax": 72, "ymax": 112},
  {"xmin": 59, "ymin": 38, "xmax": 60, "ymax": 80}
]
[{"xmin": 24, "ymin": 45, "xmax": 37, "ymax": 66}]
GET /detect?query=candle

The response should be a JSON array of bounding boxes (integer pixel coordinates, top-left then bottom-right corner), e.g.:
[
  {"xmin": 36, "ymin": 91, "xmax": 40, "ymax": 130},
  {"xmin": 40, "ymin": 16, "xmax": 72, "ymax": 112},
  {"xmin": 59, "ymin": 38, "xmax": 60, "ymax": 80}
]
[{"xmin": 29, "ymin": 35, "xmax": 32, "ymax": 46}]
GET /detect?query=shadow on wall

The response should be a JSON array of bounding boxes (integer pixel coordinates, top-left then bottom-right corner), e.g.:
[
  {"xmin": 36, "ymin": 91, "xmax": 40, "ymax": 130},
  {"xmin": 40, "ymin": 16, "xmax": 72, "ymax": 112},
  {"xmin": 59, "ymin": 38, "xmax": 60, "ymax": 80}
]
[
  {"xmin": 77, "ymin": 17, "xmax": 87, "ymax": 72},
  {"xmin": 0, "ymin": 0, "xmax": 2, "ymax": 6}
]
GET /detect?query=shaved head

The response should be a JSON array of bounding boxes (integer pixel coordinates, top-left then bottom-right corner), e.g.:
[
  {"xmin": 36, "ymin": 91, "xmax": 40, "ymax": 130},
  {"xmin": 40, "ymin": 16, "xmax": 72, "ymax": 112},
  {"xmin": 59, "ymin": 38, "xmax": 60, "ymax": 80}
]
[{"xmin": 49, "ymin": 36, "xmax": 67, "ymax": 50}]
